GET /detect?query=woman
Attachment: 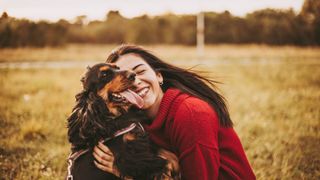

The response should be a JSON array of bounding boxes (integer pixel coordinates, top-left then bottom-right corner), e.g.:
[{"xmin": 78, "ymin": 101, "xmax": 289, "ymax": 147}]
[{"xmin": 93, "ymin": 45, "xmax": 256, "ymax": 180}]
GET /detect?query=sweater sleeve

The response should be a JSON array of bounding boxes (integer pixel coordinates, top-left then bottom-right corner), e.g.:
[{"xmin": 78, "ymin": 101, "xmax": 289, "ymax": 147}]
[{"xmin": 169, "ymin": 97, "xmax": 220, "ymax": 180}]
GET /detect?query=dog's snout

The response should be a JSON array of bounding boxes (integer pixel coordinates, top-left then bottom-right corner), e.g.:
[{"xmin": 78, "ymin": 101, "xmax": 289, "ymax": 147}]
[{"xmin": 127, "ymin": 72, "xmax": 136, "ymax": 81}]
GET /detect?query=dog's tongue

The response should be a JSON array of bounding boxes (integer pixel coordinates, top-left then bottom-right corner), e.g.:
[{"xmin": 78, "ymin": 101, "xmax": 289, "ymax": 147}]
[{"xmin": 120, "ymin": 89, "xmax": 144, "ymax": 108}]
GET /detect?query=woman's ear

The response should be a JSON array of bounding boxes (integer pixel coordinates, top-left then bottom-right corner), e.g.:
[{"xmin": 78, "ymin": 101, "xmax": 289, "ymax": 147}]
[{"xmin": 156, "ymin": 72, "xmax": 163, "ymax": 84}]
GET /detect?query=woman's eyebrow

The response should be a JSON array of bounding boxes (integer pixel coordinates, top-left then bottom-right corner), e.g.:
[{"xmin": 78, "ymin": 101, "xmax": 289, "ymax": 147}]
[{"xmin": 132, "ymin": 64, "xmax": 145, "ymax": 70}]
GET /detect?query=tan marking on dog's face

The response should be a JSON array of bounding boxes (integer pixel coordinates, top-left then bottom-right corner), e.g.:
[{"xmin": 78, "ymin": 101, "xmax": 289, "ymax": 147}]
[
  {"xmin": 106, "ymin": 101, "xmax": 130, "ymax": 116},
  {"xmin": 97, "ymin": 75, "xmax": 124, "ymax": 100},
  {"xmin": 123, "ymin": 132, "xmax": 136, "ymax": 142},
  {"xmin": 108, "ymin": 106, "xmax": 121, "ymax": 117},
  {"xmin": 99, "ymin": 66, "xmax": 110, "ymax": 72},
  {"xmin": 109, "ymin": 63, "xmax": 118, "ymax": 69}
]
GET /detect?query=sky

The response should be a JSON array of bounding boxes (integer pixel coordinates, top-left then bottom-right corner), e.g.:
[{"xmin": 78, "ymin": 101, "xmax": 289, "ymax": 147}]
[{"xmin": 1, "ymin": 0, "xmax": 305, "ymax": 22}]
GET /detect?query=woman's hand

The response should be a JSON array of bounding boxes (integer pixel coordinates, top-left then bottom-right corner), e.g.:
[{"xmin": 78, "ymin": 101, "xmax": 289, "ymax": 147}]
[{"xmin": 93, "ymin": 142, "xmax": 120, "ymax": 177}]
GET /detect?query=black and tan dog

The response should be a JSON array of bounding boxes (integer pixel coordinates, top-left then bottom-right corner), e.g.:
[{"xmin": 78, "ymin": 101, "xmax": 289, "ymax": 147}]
[{"xmin": 66, "ymin": 63, "xmax": 180, "ymax": 180}]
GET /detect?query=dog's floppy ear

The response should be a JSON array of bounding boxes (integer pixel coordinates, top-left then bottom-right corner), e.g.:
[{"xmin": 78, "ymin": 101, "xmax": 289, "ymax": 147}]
[
  {"xmin": 80, "ymin": 66, "xmax": 93, "ymax": 90},
  {"xmin": 67, "ymin": 90, "xmax": 90, "ymax": 151},
  {"xmin": 80, "ymin": 76, "xmax": 85, "ymax": 85},
  {"xmin": 67, "ymin": 90, "xmax": 112, "ymax": 152},
  {"xmin": 80, "ymin": 73, "xmax": 89, "ymax": 90}
]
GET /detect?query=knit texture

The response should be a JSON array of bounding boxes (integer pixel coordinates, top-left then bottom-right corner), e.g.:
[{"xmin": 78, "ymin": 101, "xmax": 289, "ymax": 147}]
[{"xmin": 144, "ymin": 88, "xmax": 256, "ymax": 180}]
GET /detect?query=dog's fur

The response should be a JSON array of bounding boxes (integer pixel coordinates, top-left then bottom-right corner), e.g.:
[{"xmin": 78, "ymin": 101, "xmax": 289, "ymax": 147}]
[{"xmin": 67, "ymin": 63, "xmax": 179, "ymax": 180}]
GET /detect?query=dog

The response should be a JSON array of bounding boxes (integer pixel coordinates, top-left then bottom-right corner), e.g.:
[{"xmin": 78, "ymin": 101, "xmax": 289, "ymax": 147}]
[{"xmin": 66, "ymin": 63, "xmax": 180, "ymax": 180}]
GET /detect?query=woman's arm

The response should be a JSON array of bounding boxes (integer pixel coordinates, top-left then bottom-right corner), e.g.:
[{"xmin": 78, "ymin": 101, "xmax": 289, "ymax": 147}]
[{"xmin": 170, "ymin": 97, "xmax": 220, "ymax": 180}]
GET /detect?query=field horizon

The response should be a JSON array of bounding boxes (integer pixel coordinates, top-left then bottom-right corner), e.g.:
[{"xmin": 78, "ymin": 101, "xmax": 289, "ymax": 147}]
[{"xmin": 0, "ymin": 43, "xmax": 320, "ymax": 63}]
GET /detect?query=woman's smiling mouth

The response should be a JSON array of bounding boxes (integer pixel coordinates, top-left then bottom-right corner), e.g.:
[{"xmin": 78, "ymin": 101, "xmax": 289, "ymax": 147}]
[{"xmin": 136, "ymin": 87, "xmax": 149, "ymax": 98}]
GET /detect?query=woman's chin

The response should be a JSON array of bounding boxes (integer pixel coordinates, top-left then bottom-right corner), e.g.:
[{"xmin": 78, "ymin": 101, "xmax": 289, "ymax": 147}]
[
  {"xmin": 140, "ymin": 101, "xmax": 153, "ymax": 110},
  {"xmin": 140, "ymin": 104, "xmax": 149, "ymax": 110}
]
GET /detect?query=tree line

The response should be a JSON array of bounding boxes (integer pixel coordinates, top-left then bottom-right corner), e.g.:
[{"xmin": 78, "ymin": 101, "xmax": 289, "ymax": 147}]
[{"xmin": 0, "ymin": 0, "xmax": 319, "ymax": 47}]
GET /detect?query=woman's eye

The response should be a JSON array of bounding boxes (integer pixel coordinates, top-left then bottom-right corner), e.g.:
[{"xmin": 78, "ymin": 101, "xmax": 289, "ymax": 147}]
[{"xmin": 136, "ymin": 70, "xmax": 146, "ymax": 74}]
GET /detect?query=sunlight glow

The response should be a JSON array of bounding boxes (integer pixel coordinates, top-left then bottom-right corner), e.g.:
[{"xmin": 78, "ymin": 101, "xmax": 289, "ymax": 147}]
[{"xmin": 1, "ymin": 0, "xmax": 304, "ymax": 22}]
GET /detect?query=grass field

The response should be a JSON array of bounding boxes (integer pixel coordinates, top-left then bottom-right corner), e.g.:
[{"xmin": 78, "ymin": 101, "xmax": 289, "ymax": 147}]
[{"xmin": 0, "ymin": 44, "xmax": 319, "ymax": 179}]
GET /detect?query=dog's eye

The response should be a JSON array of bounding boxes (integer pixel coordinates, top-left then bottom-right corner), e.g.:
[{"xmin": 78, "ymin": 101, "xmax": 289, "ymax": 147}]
[{"xmin": 101, "ymin": 70, "xmax": 113, "ymax": 78}]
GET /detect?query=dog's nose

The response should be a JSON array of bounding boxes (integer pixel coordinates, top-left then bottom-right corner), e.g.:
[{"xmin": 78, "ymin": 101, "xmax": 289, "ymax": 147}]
[{"xmin": 127, "ymin": 72, "xmax": 136, "ymax": 81}]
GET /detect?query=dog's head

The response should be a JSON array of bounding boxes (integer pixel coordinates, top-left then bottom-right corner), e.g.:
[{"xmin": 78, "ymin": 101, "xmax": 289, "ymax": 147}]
[
  {"xmin": 82, "ymin": 63, "xmax": 144, "ymax": 115},
  {"xmin": 67, "ymin": 63, "xmax": 144, "ymax": 151}
]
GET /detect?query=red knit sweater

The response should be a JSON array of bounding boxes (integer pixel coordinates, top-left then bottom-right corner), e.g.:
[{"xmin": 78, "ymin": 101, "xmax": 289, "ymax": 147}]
[{"xmin": 144, "ymin": 88, "xmax": 255, "ymax": 180}]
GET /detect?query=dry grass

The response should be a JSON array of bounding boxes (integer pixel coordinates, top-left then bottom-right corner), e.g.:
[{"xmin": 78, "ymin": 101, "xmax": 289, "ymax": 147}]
[{"xmin": 0, "ymin": 45, "xmax": 319, "ymax": 179}]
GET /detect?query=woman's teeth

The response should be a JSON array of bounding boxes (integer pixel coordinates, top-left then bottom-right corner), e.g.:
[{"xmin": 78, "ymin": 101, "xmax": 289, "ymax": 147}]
[{"xmin": 137, "ymin": 87, "xmax": 149, "ymax": 97}]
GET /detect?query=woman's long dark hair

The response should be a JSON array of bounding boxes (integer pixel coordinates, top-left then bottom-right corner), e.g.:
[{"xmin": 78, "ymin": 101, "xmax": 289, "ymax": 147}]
[{"xmin": 106, "ymin": 45, "xmax": 233, "ymax": 127}]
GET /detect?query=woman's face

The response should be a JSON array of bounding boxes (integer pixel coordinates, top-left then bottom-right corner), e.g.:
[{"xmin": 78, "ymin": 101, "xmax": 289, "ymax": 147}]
[{"xmin": 115, "ymin": 53, "xmax": 164, "ymax": 114}]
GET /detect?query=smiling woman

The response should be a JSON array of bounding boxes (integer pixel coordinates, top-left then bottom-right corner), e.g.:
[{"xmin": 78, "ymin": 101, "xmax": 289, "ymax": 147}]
[
  {"xmin": 92, "ymin": 44, "xmax": 256, "ymax": 180},
  {"xmin": 115, "ymin": 53, "xmax": 164, "ymax": 118}
]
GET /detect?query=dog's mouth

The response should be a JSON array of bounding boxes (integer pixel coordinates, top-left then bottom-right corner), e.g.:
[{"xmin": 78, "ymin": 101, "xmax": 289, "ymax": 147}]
[{"xmin": 110, "ymin": 89, "xmax": 144, "ymax": 109}]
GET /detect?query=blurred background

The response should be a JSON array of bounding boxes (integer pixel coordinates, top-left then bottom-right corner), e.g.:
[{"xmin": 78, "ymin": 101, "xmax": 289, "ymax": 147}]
[
  {"xmin": 0, "ymin": 0, "xmax": 319, "ymax": 47},
  {"xmin": 0, "ymin": 0, "xmax": 319, "ymax": 179}
]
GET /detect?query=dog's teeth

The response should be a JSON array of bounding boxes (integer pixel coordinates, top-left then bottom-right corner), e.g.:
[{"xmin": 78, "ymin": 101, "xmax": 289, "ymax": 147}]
[{"xmin": 112, "ymin": 93, "xmax": 124, "ymax": 99}]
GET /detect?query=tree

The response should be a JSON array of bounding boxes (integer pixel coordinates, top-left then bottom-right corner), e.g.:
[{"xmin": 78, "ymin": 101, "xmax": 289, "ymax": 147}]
[
  {"xmin": 300, "ymin": 0, "xmax": 320, "ymax": 44},
  {"xmin": 1, "ymin": 12, "xmax": 9, "ymax": 19},
  {"xmin": 246, "ymin": 9, "xmax": 301, "ymax": 45}
]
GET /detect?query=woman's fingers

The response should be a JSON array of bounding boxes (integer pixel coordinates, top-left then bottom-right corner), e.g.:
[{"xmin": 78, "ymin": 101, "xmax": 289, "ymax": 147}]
[
  {"xmin": 94, "ymin": 160, "xmax": 114, "ymax": 173},
  {"xmin": 93, "ymin": 143, "xmax": 114, "ymax": 168},
  {"xmin": 93, "ymin": 146, "xmax": 113, "ymax": 161},
  {"xmin": 93, "ymin": 143, "xmax": 113, "ymax": 159},
  {"xmin": 93, "ymin": 151, "xmax": 113, "ymax": 166},
  {"xmin": 94, "ymin": 160, "xmax": 121, "ymax": 177},
  {"xmin": 97, "ymin": 142, "xmax": 113, "ymax": 155},
  {"xmin": 93, "ymin": 142, "xmax": 122, "ymax": 177}
]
